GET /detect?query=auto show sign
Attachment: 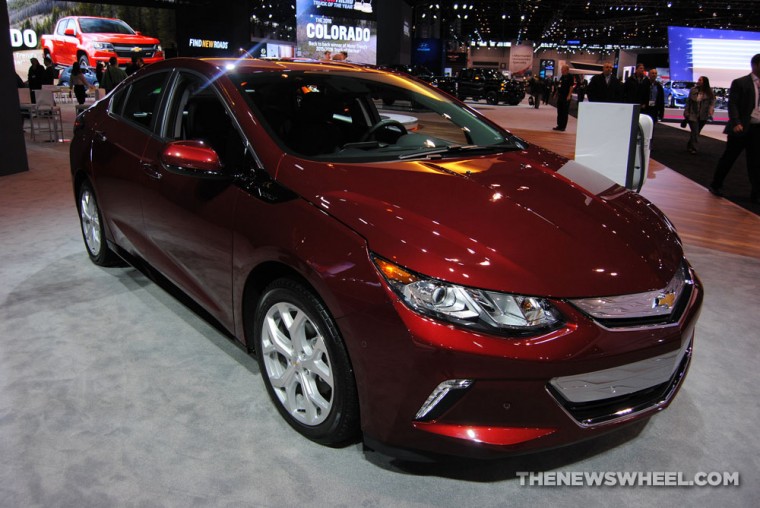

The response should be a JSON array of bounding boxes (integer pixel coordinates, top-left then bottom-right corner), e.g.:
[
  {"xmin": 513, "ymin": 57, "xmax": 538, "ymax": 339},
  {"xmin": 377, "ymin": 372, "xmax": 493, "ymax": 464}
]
[
  {"xmin": 296, "ymin": 0, "xmax": 377, "ymax": 64},
  {"xmin": 509, "ymin": 40, "xmax": 534, "ymax": 77}
]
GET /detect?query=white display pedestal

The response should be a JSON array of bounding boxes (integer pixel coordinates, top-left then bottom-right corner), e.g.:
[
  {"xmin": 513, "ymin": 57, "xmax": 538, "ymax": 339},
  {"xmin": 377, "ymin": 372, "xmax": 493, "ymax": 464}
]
[{"xmin": 575, "ymin": 102, "xmax": 651, "ymax": 191}]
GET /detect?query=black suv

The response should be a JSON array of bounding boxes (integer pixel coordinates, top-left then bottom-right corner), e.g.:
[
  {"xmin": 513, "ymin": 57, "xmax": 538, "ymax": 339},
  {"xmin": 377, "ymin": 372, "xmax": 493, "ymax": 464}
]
[{"xmin": 437, "ymin": 68, "xmax": 525, "ymax": 106}]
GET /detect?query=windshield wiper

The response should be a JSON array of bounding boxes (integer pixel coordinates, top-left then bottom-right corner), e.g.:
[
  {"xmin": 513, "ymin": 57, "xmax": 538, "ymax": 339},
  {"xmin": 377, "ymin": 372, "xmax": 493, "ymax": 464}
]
[{"xmin": 397, "ymin": 142, "xmax": 522, "ymax": 160}]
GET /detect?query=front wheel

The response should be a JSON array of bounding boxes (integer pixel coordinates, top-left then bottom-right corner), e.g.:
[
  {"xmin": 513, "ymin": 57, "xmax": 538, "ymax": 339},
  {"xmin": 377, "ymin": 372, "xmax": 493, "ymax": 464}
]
[
  {"xmin": 486, "ymin": 91, "xmax": 499, "ymax": 105},
  {"xmin": 78, "ymin": 54, "xmax": 90, "ymax": 68},
  {"xmin": 254, "ymin": 279, "xmax": 359, "ymax": 446},
  {"xmin": 78, "ymin": 181, "xmax": 120, "ymax": 266}
]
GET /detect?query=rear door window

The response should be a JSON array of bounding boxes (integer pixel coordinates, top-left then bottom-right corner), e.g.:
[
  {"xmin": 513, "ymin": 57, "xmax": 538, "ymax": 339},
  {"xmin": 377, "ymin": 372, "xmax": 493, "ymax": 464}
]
[{"xmin": 120, "ymin": 71, "xmax": 170, "ymax": 131}]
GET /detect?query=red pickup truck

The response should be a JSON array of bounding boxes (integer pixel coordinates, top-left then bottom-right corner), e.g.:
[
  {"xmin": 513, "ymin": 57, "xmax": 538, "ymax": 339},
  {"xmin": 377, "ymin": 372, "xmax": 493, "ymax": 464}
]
[{"xmin": 41, "ymin": 16, "xmax": 164, "ymax": 68}]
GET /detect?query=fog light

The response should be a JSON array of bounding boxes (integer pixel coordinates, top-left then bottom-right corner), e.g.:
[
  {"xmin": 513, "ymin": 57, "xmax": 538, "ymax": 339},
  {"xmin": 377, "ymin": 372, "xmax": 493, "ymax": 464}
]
[{"xmin": 415, "ymin": 379, "xmax": 473, "ymax": 420}]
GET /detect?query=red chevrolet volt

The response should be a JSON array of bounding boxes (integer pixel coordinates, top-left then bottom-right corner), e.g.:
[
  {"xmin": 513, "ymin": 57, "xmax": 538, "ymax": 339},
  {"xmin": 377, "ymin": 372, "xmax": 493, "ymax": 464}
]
[{"xmin": 70, "ymin": 58, "xmax": 702, "ymax": 459}]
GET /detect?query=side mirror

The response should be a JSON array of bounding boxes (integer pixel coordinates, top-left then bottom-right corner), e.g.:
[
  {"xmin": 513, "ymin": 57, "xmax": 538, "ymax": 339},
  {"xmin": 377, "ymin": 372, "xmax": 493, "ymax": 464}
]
[
  {"xmin": 160, "ymin": 140, "xmax": 227, "ymax": 179},
  {"xmin": 64, "ymin": 28, "xmax": 75, "ymax": 36}
]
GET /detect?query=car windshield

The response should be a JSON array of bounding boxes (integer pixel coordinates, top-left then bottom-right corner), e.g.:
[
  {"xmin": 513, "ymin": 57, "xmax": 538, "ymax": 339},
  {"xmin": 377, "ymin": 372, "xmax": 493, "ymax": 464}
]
[
  {"xmin": 79, "ymin": 18, "xmax": 135, "ymax": 34},
  {"xmin": 231, "ymin": 69, "xmax": 521, "ymax": 161}
]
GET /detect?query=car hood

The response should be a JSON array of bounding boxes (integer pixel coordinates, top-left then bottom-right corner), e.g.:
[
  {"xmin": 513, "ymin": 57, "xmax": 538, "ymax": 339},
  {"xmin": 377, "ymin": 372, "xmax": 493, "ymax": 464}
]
[
  {"xmin": 275, "ymin": 146, "xmax": 683, "ymax": 298},
  {"xmin": 87, "ymin": 33, "xmax": 159, "ymax": 45}
]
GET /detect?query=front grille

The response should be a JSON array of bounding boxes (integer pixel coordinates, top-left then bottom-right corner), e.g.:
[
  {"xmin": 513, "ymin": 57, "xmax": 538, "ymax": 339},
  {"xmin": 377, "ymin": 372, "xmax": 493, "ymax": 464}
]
[
  {"xmin": 113, "ymin": 44, "xmax": 157, "ymax": 58},
  {"xmin": 595, "ymin": 281, "xmax": 693, "ymax": 329},
  {"xmin": 548, "ymin": 341, "xmax": 692, "ymax": 427}
]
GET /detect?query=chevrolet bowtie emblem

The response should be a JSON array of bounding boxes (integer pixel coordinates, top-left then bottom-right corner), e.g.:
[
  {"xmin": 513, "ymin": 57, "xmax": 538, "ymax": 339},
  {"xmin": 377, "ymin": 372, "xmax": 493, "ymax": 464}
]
[
  {"xmin": 654, "ymin": 292, "xmax": 676, "ymax": 310},
  {"xmin": 132, "ymin": 47, "xmax": 142, "ymax": 52}
]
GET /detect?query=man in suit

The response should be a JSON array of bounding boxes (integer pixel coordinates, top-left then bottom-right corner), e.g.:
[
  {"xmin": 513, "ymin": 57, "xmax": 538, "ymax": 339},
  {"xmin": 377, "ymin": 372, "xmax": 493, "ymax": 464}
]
[
  {"xmin": 710, "ymin": 53, "xmax": 760, "ymax": 203},
  {"xmin": 640, "ymin": 68, "xmax": 665, "ymax": 125},
  {"xmin": 587, "ymin": 62, "xmax": 623, "ymax": 103},
  {"xmin": 553, "ymin": 65, "xmax": 574, "ymax": 131},
  {"xmin": 623, "ymin": 63, "xmax": 647, "ymax": 104}
]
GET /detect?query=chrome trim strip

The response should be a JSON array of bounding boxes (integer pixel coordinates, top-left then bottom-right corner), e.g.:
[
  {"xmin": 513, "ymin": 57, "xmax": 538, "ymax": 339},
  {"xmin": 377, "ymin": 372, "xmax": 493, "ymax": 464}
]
[
  {"xmin": 547, "ymin": 339, "xmax": 692, "ymax": 428},
  {"xmin": 549, "ymin": 338, "xmax": 691, "ymax": 403}
]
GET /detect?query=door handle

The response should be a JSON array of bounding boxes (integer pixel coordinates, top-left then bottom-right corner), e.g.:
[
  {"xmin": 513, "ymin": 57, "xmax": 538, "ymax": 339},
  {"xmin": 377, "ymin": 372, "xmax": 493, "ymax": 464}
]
[
  {"xmin": 94, "ymin": 130, "xmax": 107, "ymax": 142},
  {"xmin": 142, "ymin": 162, "xmax": 162, "ymax": 180}
]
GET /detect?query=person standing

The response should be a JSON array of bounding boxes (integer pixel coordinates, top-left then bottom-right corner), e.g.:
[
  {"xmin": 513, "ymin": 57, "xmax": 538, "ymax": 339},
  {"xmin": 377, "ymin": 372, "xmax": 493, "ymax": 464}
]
[
  {"xmin": 640, "ymin": 68, "xmax": 665, "ymax": 125},
  {"xmin": 125, "ymin": 56, "xmax": 140, "ymax": 76},
  {"xmin": 553, "ymin": 65, "xmax": 574, "ymax": 131},
  {"xmin": 42, "ymin": 57, "xmax": 58, "ymax": 85},
  {"xmin": 27, "ymin": 58, "xmax": 44, "ymax": 103},
  {"xmin": 623, "ymin": 63, "xmax": 647, "ymax": 104},
  {"xmin": 95, "ymin": 62, "xmax": 105, "ymax": 85},
  {"xmin": 683, "ymin": 76, "xmax": 716, "ymax": 154},
  {"xmin": 543, "ymin": 77, "xmax": 552, "ymax": 104},
  {"xmin": 100, "ymin": 57, "xmax": 127, "ymax": 93},
  {"xmin": 576, "ymin": 77, "xmax": 587, "ymax": 103},
  {"xmin": 587, "ymin": 62, "xmax": 623, "ymax": 102},
  {"xmin": 709, "ymin": 54, "xmax": 760, "ymax": 203},
  {"xmin": 529, "ymin": 76, "xmax": 543, "ymax": 109}
]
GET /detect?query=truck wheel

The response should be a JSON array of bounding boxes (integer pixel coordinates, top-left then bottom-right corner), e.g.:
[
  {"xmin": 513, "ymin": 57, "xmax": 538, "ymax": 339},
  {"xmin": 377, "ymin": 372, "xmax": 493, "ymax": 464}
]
[
  {"xmin": 486, "ymin": 91, "xmax": 499, "ymax": 105},
  {"xmin": 79, "ymin": 54, "xmax": 90, "ymax": 68}
]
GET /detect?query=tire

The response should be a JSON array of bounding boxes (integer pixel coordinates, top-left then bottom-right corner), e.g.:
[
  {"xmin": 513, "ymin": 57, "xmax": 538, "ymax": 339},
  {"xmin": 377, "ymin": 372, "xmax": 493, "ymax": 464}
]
[
  {"xmin": 485, "ymin": 91, "xmax": 499, "ymax": 105},
  {"xmin": 254, "ymin": 279, "xmax": 359, "ymax": 446},
  {"xmin": 78, "ymin": 181, "xmax": 120, "ymax": 266},
  {"xmin": 669, "ymin": 95, "xmax": 675, "ymax": 108},
  {"xmin": 78, "ymin": 54, "xmax": 90, "ymax": 68}
]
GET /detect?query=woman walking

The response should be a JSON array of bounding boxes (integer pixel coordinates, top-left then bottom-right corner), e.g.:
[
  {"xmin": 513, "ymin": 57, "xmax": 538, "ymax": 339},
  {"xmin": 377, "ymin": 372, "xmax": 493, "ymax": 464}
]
[{"xmin": 683, "ymin": 76, "xmax": 715, "ymax": 154}]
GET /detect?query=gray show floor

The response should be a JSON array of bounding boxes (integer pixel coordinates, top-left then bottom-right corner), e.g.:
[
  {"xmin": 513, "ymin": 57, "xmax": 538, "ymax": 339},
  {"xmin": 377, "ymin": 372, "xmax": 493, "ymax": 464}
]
[{"xmin": 1, "ymin": 109, "xmax": 758, "ymax": 507}]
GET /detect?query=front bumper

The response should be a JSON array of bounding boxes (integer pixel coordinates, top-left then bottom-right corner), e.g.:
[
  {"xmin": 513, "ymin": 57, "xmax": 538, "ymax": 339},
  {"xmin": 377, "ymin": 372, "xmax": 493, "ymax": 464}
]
[
  {"xmin": 671, "ymin": 94, "xmax": 688, "ymax": 107},
  {"xmin": 89, "ymin": 49, "xmax": 164, "ymax": 67},
  {"xmin": 339, "ymin": 270, "xmax": 702, "ymax": 459}
]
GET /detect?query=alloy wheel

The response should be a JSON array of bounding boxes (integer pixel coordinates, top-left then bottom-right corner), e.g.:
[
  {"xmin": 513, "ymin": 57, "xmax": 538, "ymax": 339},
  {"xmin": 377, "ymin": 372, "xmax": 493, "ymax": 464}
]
[
  {"xmin": 80, "ymin": 187, "xmax": 101, "ymax": 256},
  {"xmin": 260, "ymin": 301, "xmax": 334, "ymax": 426}
]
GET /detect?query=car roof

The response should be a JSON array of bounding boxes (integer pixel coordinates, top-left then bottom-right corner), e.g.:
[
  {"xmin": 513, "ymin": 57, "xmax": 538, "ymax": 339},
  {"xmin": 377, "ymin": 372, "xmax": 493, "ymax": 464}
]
[{"xmin": 201, "ymin": 57, "xmax": 378, "ymax": 74}]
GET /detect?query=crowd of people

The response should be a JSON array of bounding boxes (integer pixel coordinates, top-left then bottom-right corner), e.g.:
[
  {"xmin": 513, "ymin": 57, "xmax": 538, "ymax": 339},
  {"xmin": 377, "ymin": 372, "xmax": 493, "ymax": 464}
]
[
  {"xmin": 18, "ymin": 55, "xmax": 140, "ymax": 105},
  {"xmin": 530, "ymin": 56, "xmax": 759, "ymax": 204}
]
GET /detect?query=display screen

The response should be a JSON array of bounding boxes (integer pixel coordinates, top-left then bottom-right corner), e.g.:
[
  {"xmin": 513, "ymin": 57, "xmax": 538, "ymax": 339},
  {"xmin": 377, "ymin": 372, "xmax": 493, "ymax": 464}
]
[
  {"xmin": 668, "ymin": 26, "xmax": 760, "ymax": 87},
  {"xmin": 8, "ymin": 1, "xmax": 175, "ymax": 78},
  {"xmin": 296, "ymin": 0, "xmax": 377, "ymax": 64}
]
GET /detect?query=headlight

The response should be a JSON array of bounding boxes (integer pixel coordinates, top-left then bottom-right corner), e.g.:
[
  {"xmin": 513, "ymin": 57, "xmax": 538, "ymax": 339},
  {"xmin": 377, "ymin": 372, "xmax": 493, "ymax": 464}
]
[
  {"xmin": 373, "ymin": 256, "xmax": 563, "ymax": 337},
  {"xmin": 157, "ymin": 44, "xmax": 163, "ymax": 53},
  {"xmin": 92, "ymin": 42, "xmax": 115, "ymax": 51}
]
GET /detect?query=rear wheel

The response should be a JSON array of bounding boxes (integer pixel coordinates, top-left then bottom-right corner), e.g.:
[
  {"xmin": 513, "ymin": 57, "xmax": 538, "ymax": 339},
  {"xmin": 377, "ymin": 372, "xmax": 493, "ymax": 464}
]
[
  {"xmin": 78, "ymin": 181, "xmax": 120, "ymax": 266},
  {"xmin": 254, "ymin": 279, "xmax": 359, "ymax": 445},
  {"xmin": 486, "ymin": 91, "xmax": 499, "ymax": 105}
]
